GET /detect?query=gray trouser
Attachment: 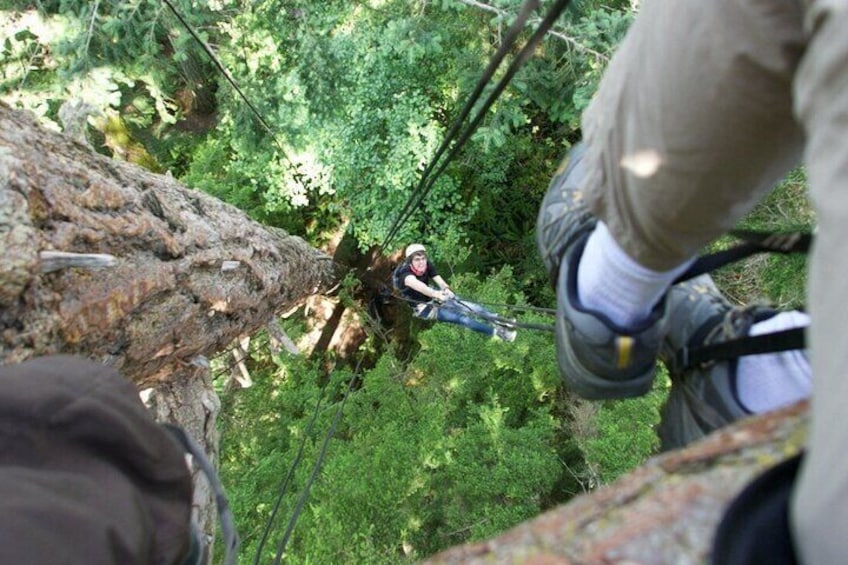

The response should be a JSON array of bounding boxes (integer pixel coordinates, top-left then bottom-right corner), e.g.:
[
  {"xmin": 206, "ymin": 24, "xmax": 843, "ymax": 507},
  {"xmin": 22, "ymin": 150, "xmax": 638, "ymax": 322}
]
[{"xmin": 580, "ymin": 0, "xmax": 848, "ymax": 562}]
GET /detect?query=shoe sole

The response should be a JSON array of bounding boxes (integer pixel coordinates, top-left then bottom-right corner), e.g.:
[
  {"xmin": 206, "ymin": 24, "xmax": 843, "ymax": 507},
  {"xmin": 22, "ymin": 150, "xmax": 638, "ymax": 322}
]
[{"xmin": 536, "ymin": 144, "xmax": 595, "ymax": 283}]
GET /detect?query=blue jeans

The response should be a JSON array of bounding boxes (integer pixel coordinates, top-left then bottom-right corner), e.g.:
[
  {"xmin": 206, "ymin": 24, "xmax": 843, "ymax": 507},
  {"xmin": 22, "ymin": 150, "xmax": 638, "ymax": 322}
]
[{"xmin": 414, "ymin": 297, "xmax": 497, "ymax": 337}]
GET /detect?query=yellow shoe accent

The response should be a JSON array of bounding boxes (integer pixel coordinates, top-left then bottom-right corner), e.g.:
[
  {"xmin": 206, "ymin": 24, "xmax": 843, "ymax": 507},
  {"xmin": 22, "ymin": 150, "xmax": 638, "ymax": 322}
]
[{"xmin": 616, "ymin": 336, "xmax": 634, "ymax": 369}]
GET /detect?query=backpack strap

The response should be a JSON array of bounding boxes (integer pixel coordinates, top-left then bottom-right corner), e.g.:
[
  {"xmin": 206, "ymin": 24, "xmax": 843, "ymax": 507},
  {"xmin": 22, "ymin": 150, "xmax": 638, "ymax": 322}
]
[{"xmin": 392, "ymin": 262, "xmax": 405, "ymax": 292}]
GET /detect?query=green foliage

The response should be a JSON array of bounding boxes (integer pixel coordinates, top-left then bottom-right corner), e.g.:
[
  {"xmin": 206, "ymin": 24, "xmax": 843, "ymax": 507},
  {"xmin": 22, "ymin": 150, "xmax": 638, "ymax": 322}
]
[
  {"xmin": 3, "ymin": 0, "xmax": 632, "ymax": 248},
  {"xmin": 517, "ymin": 4, "xmax": 634, "ymax": 129},
  {"xmin": 176, "ymin": 0, "xmax": 628, "ymax": 248},
  {"xmin": 1, "ymin": 9, "xmax": 71, "ymax": 118},
  {"xmin": 219, "ymin": 268, "xmax": 583, "ymax": 563},
  {"xmin": 579, "ymin": 366, "xmax": 668, "ymax": 484},
  {"xmin": 1, "ymin": 1, "xmax": 223, "ymax": 174}
]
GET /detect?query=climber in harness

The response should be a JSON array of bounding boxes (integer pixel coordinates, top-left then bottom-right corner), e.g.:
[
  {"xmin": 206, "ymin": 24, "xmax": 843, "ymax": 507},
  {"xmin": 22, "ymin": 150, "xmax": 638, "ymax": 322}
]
[{"xmin": 394, "ymin": 243, "xmax": 516, "ymax": 342}]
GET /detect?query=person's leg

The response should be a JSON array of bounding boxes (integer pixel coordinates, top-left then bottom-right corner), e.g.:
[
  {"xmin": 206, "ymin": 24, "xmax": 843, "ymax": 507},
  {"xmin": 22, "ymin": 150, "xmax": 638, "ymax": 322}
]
[
  {"xmin": 575, "ymin": 0, "xmax": 806, "ymax": 329},
  {"xmin": 452, "ymin": 298, "xmax": 497, "ymax": 321},
  {"xmin": 582, "ymin": 0, "xmax": 806, "ymax": 271},
  {"xmin": 736, "ymin": 311, "xmax": 811, "ymax": 412},
  {"xmin": 537, "ymin": 0, "xmax": 807, "ymax": 399},
  {"xmin": 436, "ymin": 299, "xmax": 496, "ymax": 337},
  {"xmin": 452, "ymin": 298, "xmax": 518, "ymax": 341},
  {"xmin": 790, "ymin": 2, "xmax": 848, "ymax": 562}
]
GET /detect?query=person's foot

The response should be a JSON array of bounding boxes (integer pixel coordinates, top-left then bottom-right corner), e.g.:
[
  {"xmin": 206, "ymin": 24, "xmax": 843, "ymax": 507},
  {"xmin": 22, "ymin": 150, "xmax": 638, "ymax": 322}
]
[
  {"xmin": 657, "ymin": 274, "xmax": 777, "ymax": 451},
  {"xmin": 494, "ymin": 325, "xmax": 517, "ymax": 342},
  {"xmin": 536, "ymin": 143, "xmax": 666, "ymax": 399}
]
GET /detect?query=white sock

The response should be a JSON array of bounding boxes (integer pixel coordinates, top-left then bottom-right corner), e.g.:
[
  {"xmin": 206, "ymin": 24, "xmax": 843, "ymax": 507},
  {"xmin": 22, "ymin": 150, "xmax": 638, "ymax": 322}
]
[
  {"xmin": 737, "ymin": 311, "xmax": 812, "ymax": 413},
  {"xmin": 577, "ymin": 222, "xmax": 693, "ymax": 328}
]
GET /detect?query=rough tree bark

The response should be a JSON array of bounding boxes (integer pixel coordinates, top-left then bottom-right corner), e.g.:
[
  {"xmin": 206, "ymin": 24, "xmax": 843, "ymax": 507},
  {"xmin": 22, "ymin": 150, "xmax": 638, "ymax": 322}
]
[
  {"xmin": 425, "ymin": 400, "xmax": 807, "ymax": 564},
  {"xmin": 0, "ymin": 101, "xmax": 337, "ymax": 386},
  {"xmin": 143, "ymin": 361, "xmax": 222, "ymax": 558}
]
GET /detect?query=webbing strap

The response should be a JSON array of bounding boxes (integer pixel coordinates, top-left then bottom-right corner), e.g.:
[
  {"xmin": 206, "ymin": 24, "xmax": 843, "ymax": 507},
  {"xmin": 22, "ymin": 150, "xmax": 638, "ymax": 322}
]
[
  {"xmin": 675, "ymin": 327, "xmax": 806, "ymax": 372},
  {"xmin": 675, "ymin": 230, "xmax": 811, "ymax": 284},
  {"xmin": 671, "ymin": 229, "xmax": 810, "ymax": 367}
]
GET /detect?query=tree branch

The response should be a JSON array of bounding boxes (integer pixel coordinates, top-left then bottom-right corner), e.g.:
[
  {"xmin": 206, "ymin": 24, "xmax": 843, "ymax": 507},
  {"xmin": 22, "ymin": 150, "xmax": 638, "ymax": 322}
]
[{"xmin": 453, "ymin": 0, "xmax": 609, "ymax": 62}]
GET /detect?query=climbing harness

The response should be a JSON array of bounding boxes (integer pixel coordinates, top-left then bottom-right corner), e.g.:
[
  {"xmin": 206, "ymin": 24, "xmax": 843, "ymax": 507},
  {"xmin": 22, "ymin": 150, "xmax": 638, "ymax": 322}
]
[{"xmin": 386, "ymin": 266, "xmax": 554, "ymax": 332}]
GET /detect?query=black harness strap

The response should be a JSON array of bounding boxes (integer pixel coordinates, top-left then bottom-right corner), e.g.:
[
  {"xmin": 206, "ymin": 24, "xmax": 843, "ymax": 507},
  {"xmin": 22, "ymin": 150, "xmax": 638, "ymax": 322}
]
[
  {"xmin": 671, "ymin": 229, "xmax": 811, "ymax": 367},
  {"xmin": 675, "ymin": 230, "xmax": 811, "ymax": 284},
  {"xmin": 675, "ymin": 325, "xmax": 806, "ymax": 372}
]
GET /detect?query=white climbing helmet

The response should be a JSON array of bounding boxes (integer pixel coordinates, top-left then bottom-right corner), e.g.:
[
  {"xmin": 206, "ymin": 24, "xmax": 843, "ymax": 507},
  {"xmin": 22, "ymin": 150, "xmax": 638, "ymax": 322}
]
[{"xmin": 405, "ymin": 243, "xmax": 426, "ymax": 259}]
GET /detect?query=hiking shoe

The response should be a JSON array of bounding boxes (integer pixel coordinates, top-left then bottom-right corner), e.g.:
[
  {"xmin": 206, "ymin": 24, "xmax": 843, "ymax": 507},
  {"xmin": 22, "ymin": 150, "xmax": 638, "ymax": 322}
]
[
  {"xmin": 495, "ymin": 325, "xmax": 517, "ymax": 342},
  {"xmin": 657, "ymin": 274, "xmax": 777, "ymax": 451},
  {"xmin": 536, "ymin": 143, "xmax": 666, "ymax": 400},
  {"xmin": 536, "ymin": 144, "xmax": 596, "ymax": 281}
]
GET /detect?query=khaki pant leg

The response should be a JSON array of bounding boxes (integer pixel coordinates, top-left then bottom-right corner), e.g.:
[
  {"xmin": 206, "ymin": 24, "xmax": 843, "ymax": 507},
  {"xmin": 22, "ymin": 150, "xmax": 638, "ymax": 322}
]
[
  {"xmin": 581, "ymin": 0, "xmax": 806, "ymax": 270},
  {"xmin": 791, "ymin": 2, "xmax": 848, "ymax": 563}
]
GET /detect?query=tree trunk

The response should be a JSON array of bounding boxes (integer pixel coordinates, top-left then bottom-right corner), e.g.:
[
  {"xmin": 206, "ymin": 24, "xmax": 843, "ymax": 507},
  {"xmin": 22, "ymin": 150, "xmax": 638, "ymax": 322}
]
[
  {"xmin": 425, "ymin": 400, "xmax": 808, "ymax": 564},
  {"xmin": 142, "ymin": 360, "xmax": 222, "ymax": 558},
  {"xmin": 0, "ymin": 101, "xmax": 337, "ymax": 388}
]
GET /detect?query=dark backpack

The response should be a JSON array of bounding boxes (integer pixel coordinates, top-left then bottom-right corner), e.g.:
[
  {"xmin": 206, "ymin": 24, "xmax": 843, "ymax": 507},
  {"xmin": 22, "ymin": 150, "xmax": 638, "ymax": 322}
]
[
  {"xmin": 391, "ymin": 262, "xmax": 407, "ymax": 295},
  {"xmin": 0, "ymin": 355, "xmax": 238, "ymax": 565}
]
